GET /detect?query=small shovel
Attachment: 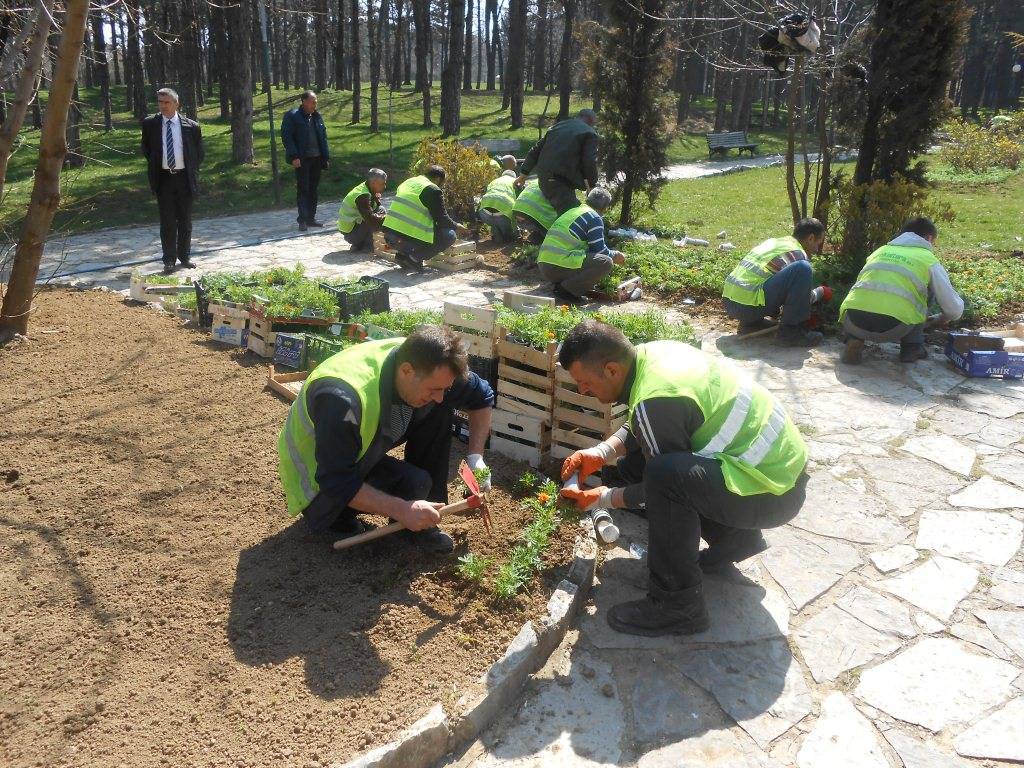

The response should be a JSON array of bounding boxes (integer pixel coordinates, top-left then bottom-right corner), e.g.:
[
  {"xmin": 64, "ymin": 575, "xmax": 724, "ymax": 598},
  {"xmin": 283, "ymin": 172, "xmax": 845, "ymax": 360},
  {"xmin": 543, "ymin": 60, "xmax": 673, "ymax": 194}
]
[{"xmin": 333, "ymin": 460, "xmax": 492, "ymax": 551}]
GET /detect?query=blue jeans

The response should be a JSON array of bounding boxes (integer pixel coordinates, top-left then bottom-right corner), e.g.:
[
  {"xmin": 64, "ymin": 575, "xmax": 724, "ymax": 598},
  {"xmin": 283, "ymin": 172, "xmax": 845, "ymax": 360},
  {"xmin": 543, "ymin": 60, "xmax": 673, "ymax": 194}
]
[
  {"xmin": 723, "ymin": 260, "xmax": 813, "ymax": 327},
  {"xmin": 383, "ymin": 227, "xmax": 457, "ymax": 263}
]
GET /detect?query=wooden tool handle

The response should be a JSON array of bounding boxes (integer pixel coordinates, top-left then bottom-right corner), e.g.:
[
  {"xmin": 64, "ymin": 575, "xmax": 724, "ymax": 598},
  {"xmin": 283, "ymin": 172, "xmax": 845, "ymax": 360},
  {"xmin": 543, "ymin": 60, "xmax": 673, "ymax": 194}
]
[{"xmin": 331, "ymin": 497, "xmax": 481, "ymax": 551}]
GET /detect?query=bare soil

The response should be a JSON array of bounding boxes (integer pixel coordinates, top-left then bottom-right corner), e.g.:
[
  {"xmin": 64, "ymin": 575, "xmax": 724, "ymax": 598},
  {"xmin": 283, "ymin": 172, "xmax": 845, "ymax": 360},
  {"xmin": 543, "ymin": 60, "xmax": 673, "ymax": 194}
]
[{"xmin": 0, "ymin": 288, "xmax": 577, "ymax": 768}]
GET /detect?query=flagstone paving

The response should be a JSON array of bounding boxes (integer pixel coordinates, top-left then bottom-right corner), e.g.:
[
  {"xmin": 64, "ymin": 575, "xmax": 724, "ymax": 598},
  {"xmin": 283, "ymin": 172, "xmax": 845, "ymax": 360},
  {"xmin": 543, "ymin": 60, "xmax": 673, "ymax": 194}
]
[{"xmin": 41, "ymin": 208, "xmax": 1024, "ymax": 768}]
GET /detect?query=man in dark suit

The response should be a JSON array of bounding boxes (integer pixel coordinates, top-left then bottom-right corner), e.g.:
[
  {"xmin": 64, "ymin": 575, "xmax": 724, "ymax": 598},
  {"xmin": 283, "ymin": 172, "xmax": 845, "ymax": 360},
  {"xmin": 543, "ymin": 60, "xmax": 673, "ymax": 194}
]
[
  {"xmin": 141, "ymin": 87, "xmax": 204, "ymax": 275},
  {"xmin": 281, "ymin": 91, "xmax": 331, "ymax": 231}
]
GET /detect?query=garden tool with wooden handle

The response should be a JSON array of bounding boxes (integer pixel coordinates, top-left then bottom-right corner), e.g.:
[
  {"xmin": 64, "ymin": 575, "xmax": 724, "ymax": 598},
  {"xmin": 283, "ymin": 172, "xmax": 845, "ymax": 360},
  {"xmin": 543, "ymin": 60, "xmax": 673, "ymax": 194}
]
[{"xmin": 333, "ymin": 461, "xmax": 492, "ymax": 551}]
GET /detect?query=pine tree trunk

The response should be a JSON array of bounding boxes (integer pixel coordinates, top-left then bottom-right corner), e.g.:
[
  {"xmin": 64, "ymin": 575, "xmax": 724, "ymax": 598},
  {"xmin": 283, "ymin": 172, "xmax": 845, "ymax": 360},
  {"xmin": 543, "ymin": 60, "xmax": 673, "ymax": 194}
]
[
  {"xmin": 440, "ymin": 0, "xmax": 465, "ymax": 135},
  {"xmin": 531, "ymin": 0, "xmax": 547, "ymax": 91},
  {"xmin": 368, "ymin": 0, "xmax": 384, "ymax": 131},
  {"xmin": 89, "ymin": 10, "xmax": 113, "ymax": 130},
  {"xmin": 227, "ymin": 0, "xmax": 255, "ymax": 162},
  {"xmin": 390, "ymin": 0, "xmax": 403, "ymax": 88},
  {"xmin": 83, "ymin": 26, "xmax": 94, "ymax": 88},
  {"xmin": 65, "ymin": 84, "xmax": 84, "ymax": 167},
  {"xmin": 557, "ymin": 0, "xmax": 574, "ymax": 120},
  {"xmin": 282, "ymin": 6, "xmax": 292, "ymax": 88},
  {"xmin": 351, "ymin": 0, "xmax": 362, "ymax": 122},
  {"xmin": 335, "ymin": 0, "xmax": 348, "ymax": 88},
  {"xmin": 412, "ymin": 0, "xmax": 431, "ymax": 125},
  {"xmin": 0, "ymin": 0, "xmax": 90, "ymax": 340},
  {"xmin": 485, "ymin": 0, "xmax": 496, "ymax": 89},
  {"xmin": 128, "ymin": 1, "xmax": 147, "ymax": 119},
  {"xmin": 315, "ymin": 0, "xmax": 328, "ymax": 90},
  {"xmin": 210, "ymin": 1, "xmax": 231, "ymax": 119},
  {"xmin": 405, "ymin": 19, "xmax": 412, "ymax": 84},
  {"xmin": 109, "ymin": 9, "xmax": 123, "ymax": 86},
  {"xmin": 178, "ymin": 0, "xmax": 204, "ymax": 119},
  {"xmin": 463, "ymin": 0, "xmax": 473, "ymax": 92},
  {"xmin": 475, "ymin": 0, "xmax": 482, "ymax": 88},
  {"xmin": 507, "ymin": 0, "xmax": 527, "ymax": 126}
]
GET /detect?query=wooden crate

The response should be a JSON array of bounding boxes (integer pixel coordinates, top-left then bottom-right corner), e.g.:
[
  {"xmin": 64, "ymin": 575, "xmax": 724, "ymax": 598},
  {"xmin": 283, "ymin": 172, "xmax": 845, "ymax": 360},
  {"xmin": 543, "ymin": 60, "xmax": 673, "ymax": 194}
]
[
  {"xmin": 489, "ymin": 408, "xmax": 550, "ymax": 468},
  {"xmin": 551, "ymin": 364, "xmax": 628, "ymax": 460},
  {"xmin": 495, "ymin": 326, "xmax": 557, "ymax": 424},
  {"xmin": 267, "ymin": 365, "xmax": 309, "ymax": 402},
  {"xmin": 425, "ymin": 240, "xmax": 481, "ymax": 272},
  {"xmin": 443, "ymin": 302, "xmax": 496, "ymax": 358},
  {"xmin": 503, "ymin": 290, "xmax": 554, "ymax": 314},
  {"xmin": 247, "ymin": 315, "xmax": 277, "ymax": 358}
]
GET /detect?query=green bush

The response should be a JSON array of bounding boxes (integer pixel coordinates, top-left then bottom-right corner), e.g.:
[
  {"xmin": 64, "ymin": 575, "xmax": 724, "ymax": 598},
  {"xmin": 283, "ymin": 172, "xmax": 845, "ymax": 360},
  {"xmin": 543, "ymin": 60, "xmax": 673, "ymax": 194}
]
[
  {"xmin": 410, "ymin": 137, "xmax": 499, "ymax": 220},
  {"xmin": 939, "ymin": 119, "xmax": 1023, "ymax": 174}
]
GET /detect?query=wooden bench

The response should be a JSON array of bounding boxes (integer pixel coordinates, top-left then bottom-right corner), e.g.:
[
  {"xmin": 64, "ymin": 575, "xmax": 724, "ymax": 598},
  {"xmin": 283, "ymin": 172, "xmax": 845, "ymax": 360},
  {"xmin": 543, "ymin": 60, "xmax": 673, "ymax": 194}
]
[
  {"xmin": 458, "ymin": 138, "xmax": 521, "ymax": 154},
  {"xmin": 706, "ymin": 131, "xmax": 759, "ymax": 157}
]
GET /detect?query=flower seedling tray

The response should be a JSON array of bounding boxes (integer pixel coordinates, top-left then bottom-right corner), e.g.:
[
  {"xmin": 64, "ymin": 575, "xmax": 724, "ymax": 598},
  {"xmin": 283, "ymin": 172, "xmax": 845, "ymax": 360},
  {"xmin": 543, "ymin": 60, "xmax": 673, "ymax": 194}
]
[
  {"xmin": 589, "ymin": 275, "xmax": 642, "ymax": 303},
  {"xmin": 443, "ymin": 302, "xmax": 497, "ymax": 358},
  {"xmin": 425, "ymin": 240, "xmax": 481, "ymax": 272},
  {"xmin": 319, "ymin": 276, "xmax": 390, "ymax": 321}
]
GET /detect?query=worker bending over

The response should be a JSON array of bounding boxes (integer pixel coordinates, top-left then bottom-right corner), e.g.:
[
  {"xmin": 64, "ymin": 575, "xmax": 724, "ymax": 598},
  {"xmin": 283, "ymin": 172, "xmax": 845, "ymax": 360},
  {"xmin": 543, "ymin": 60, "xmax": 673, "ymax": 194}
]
[
  {"xmin": 518, "ymin": 109, "xmax": 600, "ymax": 215},
  {"xmin": 558, "ymin": 320, "xmax": 808, "ymax": 636},
  {"xmin": 512, "ymin": 178, "xmax": 558, "ymax": 245},
  {"xmin": 840, "ymin": 217, "xmax": 964, "ymax": 364},
  {"xmin": 337, "ymin": 168, "xmax": 387, "ymax": 253},
  {"xmin": 278, "ymin": 327, "xmax": 494, "ymax": 555},
  {"xmin": 477, "ymin": 165, "xmax": 519, "ymax": 245},
  {"xmin": 537, "ymin": 187, "xmax": 624, "ymax": 304},
  {"xmin": 722, "ymin": 218, "xmax": 826, "ymax": 347},
  {"xmin": 382, "ymin": 164, "xmax": 470, "ymax": 271}
]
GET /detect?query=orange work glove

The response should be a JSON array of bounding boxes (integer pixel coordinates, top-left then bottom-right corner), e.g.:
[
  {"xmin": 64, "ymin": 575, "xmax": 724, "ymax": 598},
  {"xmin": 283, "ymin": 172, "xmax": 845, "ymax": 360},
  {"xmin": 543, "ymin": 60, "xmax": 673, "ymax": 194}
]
[
  {"xmin": 560, "ymin": 485, "xmax": 608, "ymax": 512},
  {"xmin": 560, "ymin": 442, "xmax": 615, "ymax": 483}
]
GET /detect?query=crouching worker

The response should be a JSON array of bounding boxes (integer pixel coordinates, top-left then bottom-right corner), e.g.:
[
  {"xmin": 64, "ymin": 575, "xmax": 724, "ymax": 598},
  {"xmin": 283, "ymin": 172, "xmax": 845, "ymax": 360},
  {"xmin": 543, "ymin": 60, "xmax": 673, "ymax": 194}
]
[
  {"xmin": 477, "ymin": 167, "xmax": 519, "ymax": 244},
  {"xmin": 839, "ymin": 217, "xmax": 964, "ymax": 364},
  {"xmin": 537, "ymin": 187, "xmax": 625, "ymax": 304},
  {"xmin": 338, "ymin": 168, "xmax": 388, "ymax": 252},
  {"xmin": 512, "ymin": 178, "xmax": 558, "ymax": 245},
  {"xmin": 558, "ymin": 320, "xmax": 809, "ymax": 636},
  {"xmin": 722, "ymin": 218, "xmax": 826, "ymax": 347},
  {"xmin": 382, "ymin": 164, "xmax": 470, "ymax": 271},
  {"xmin": 278, "ymin": 327, "xmax": 494, "ymax": 555}
]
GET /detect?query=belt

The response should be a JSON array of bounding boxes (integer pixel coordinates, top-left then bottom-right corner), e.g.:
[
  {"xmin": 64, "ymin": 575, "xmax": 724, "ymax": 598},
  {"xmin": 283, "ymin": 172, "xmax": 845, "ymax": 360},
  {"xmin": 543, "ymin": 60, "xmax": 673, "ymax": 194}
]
[{"xmin": 161, "ymin": 168, "xmax": 181, "ymax": 175}]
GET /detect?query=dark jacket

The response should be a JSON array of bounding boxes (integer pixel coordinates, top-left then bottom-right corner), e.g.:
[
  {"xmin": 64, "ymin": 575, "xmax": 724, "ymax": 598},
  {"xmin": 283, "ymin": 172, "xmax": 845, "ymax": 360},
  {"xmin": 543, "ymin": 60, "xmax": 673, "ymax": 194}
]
[
  {"xmin": 522, "ymin": 117, "xmax": 599, "ymax": 190},
  {"xmin": 140, "ymin": 113, "xmax": 204, "ymax": 195},
  {"xmin": 281, "ymin": 107, "xmax": 330, "ymax": 165}
]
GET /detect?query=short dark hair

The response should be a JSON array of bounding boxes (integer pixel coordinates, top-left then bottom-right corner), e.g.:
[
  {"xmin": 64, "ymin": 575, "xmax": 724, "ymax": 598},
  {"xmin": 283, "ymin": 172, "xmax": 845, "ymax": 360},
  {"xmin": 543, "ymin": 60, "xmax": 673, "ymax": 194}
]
[
  {"xmin": 792, "ymin": 217, "xmax": 825, "ymax": 240},
  {"xmin": 300, "ymin": 90, "xmax": 317, "ymax": 102},
  {"xmin": 397, "ymin": 325, "xmax": 468, "ymax": 377},
  {"xmin": 425, "ymin": 165, "xmax": 446, "ymax": 183},
  {"xmin": 558, "ymin": 320, "xmax": 635, "ymax": 371},
  {"xmin": 901, "ymin": 216, "xmax": 937, "ymax": 240}
]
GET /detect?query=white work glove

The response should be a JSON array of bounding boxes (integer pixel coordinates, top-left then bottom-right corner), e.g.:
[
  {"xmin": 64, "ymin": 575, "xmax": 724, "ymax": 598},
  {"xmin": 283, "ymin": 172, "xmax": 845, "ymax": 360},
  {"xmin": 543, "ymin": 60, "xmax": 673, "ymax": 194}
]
[{"xmin": 466, "ymin": 453, "xmax": 491, "ymax": 491}]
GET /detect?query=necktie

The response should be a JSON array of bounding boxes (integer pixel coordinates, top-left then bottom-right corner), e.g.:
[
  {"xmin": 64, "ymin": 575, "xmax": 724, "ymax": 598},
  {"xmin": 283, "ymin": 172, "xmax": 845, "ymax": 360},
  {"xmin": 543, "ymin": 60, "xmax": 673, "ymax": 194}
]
[{"xmin": 165, "ymin": 119, "xmax": 175, "ymax": 170}]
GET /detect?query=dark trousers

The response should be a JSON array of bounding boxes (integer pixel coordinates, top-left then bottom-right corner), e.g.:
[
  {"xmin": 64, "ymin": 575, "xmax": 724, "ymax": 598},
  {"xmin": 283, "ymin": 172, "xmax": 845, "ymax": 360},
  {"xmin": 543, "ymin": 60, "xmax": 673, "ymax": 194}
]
[
  {"xmin": 538, "ymin": 174, "xmax": 582, "ymax": 215},
  {"xmin": 343, "ymin": 221, "xmax": 378, "ymax": 251},
  {"xmin": 514, "ymin": 214, "xmax": 546, "ymax": 245},
  {"xmin": 295, "ymin": 158, "xmax": 322, "ymax": 223},
  {"xmin": 612, "ymin": 450, "xmax": 807, "ymax": 598},
  {"xmin": 383, "ymin": 227, "xmax": 457, "ymax": 263},
  {"xmin": 301, "ymin": 405, "xmax": 454, "ymax": 533},
  {"xmin": 843, "ymin": 309, "xmax": 925, "ymax": 345},
  {"xmin": 156, "ymin": 170, "xmax": 194, "ymax": 267},
  {"xmin": 723, "ymin": 260, "xmax": 814, "ymax": 328}
]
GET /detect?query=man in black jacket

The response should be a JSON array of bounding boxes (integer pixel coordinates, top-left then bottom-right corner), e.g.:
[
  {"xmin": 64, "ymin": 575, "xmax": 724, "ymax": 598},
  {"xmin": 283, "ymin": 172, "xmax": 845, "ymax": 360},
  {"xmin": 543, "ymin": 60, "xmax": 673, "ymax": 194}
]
[
  {"xmin": 141, "ymin": 88, "xmax": 205, "ymax": 275},
  {"xmin": 281, "ymin": 91, "xmax": 331, "ymax": 231},
  {"xmin": 517, "ymin": 109, "xmax": 600, "ymax": 215}
]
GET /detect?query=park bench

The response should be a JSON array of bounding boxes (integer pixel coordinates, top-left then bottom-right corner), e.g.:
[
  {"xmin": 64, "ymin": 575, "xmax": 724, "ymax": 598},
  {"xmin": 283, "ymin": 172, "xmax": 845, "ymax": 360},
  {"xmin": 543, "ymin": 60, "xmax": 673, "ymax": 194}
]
[
  {"xmin": 458, "ymin": 138, "xmax": 521, "ymax": 154},
  {"xmin": 706, "ymin": 130, "xmax": 759, "ymax": 157}
]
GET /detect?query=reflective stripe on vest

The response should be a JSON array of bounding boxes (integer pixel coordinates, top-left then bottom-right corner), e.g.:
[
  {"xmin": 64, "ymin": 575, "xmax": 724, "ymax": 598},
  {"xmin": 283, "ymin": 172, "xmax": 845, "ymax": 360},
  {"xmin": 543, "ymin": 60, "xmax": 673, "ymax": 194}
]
[
  {"xmin": 383, "ymin": 175, "xmax": 436, "ymax": 244},
  {"xmin": 338, "ymin": 182, "xmax": 370, "ymax": 234},
  {"xmin": 628, "ymin": 341, "xmax": 807, "ymax": 497},
  {"xmin": 721, "ymin": 236, "xmax": 806, "ymax": 308},
  {"xmin": 839, "ymin": 244, "xmax": 937, "ymax": 326},
  {"xmin": 512, "ymin": 180, "xmax": 558, "ymax": 230},
  {"xmin": 478, "ymin": 175, "xmax": 517, "ymax": 219},
  {"xmin": 537, "ymin": 205, "xmax": 592, "ymax": 270}
]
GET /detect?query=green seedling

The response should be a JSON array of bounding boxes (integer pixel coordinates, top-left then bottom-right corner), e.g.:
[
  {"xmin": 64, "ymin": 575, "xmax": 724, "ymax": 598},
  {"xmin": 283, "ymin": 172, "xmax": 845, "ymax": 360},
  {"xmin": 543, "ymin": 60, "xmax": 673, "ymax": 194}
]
[
  {"xmin": 353, "ymin": 308, "xmax": 443, "ymax": 336},
  {"xmin": 516, "ymin": 470, "xmax": 539, "ymax": 494},
  {"xmin": 456, "ymin": 552, "xmax": 492, "ymax": 583},
  {"xmin": 144, "ymin": 273, "xmax": 182, "ymax": 285},
  {"xmin": 472, "ymin": 467, "xmax": 491, "ymax": 486}
]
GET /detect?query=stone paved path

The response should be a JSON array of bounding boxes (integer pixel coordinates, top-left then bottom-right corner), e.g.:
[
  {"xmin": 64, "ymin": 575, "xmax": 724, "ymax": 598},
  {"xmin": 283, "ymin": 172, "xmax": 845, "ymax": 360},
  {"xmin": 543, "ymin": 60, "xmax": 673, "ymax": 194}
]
[{"xmin": 45, "ymin": 206, "xmax": 1024, "ymax": 768}]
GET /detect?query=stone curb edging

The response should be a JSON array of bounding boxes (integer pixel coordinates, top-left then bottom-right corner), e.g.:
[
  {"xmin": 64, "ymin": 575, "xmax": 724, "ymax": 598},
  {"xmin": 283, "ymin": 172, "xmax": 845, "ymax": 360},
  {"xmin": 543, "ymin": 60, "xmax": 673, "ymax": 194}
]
[{"xmin": 334, "ymin": 533, "xmax": 599, "ymax": 768}]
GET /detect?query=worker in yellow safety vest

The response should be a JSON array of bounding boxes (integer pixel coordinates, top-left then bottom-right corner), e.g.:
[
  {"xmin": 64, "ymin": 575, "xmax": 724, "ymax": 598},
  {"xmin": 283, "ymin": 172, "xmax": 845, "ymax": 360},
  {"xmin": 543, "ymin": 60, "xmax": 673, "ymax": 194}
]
[
  {"xmin": 277, "ymin": 326, "xmax": 495, "ymax": 554},
  {"xmin": 839, "ymin": 217, "xmax": 964, "ymax": 364},
  {"xmin": 557, "ymin": 320, "xmax": 808, "ymax": 636},
  {"xmin": 477, "ymin": 165, "xmax": 520, "ymax": 245},
  {"xmin": 336, "ymin": 168, "xmax": 388, "ymax": 253},
  {"xmin": 382, "ymin": 164, "xmax": 470, "ymax": 271},
  {"xmin": 721, "ymin": 218, "xmax": 826, "ymax": 347},
  {"xmin": 511, "ymin": 178, "xmax": 558, "ymax": 245}
]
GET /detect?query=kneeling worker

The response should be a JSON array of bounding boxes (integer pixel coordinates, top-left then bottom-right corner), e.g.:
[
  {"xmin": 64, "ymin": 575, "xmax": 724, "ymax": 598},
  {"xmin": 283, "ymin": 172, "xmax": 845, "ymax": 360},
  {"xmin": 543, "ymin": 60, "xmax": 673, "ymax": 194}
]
[
  {"xmin": 558, "ymin": 320, "xmax": 808, "ymax": 636},
  {"xmin": 477, "ymin": 165, "xmax": 519, "ymax": 244},
  {"xmin": 382, "ymin": 165, "xmax": 470, "ymax": 270},
  {"xmin": 722, "ymin": 218, "xmax": 826, "ymax": 347},
  {"xmin": 537, "ymin": 187, "xmax": 624, "ymax": 304},
  {"xmin": 278, "ymin": 327, "xmax": 494, "ymax": 554},
  {"xmin": 512, "ymin": 178, "xmax": 558, "ymax": 245},
  {"xmin": 337, "ymin": 168, "xmax": 387, "ymax": 252},
  {"xmin": 839, "ymin": 217, "xmax": 963, "ymax": 364}
]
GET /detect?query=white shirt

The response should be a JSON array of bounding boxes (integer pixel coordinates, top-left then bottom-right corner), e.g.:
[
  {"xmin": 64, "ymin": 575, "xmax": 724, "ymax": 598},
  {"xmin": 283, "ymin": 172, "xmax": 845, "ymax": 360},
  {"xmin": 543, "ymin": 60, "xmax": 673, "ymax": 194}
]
[{"xmin": 161, "ymin": 113, "xmax": 185, "ymax": 170}]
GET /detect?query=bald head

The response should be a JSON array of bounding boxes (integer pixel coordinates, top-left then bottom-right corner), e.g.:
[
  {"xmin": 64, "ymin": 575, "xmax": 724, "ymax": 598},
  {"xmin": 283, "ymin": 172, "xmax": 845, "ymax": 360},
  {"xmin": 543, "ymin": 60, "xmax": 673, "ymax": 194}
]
[
  {"xmin": 500, "ymin": 154, "xmax": 518, "ymax": 171},
  {"xmin": 578, "ymin": 108, "xmax": 597, "ymax": 127}
]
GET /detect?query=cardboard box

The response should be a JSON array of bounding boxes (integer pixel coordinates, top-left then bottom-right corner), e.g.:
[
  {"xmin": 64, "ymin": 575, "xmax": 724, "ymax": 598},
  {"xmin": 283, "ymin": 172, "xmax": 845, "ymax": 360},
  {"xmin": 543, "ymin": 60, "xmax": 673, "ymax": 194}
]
[
  {"xmin": 211, "ymin": 313, "xmax": 249, "ymax": 346},
  {"xmin": 946, "ymin": 328, "xmax": 1024, "ymax": 379}
]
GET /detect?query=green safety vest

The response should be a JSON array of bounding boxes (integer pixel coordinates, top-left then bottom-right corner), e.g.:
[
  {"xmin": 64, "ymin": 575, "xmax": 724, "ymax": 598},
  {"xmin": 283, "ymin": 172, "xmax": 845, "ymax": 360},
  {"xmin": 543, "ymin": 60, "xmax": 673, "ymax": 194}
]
[
  {"xmin": 840, "ymin": 244, "xmax": 937, "ymax": 326},
  {"xmin": 722, "ymin": 236, "xmax": 806, "ymax": 307},
  {"xmin": 337, "ymin": 182, "xmax": 375, "ymax": 234},
  {"xmin": 478, "ymin": 174, "xmax": 517, "ymax": 220},
  {"xmin": 628, "ymin": 341, "xmax": 807, "ymax": 497},
  {"xmin": 277, "ymin": 339, "xmax": 402, "ymax": 516},
  {"xmin": 537, "ymin": 205, "xmax": 593, "ymax": 270},
  {"xmin": 383, "ymin": 175, "xmax": 436, "ymax": 244},
  {"xmin": 512, "ymin": 179, "xmax": 558, "ymax": 230}
]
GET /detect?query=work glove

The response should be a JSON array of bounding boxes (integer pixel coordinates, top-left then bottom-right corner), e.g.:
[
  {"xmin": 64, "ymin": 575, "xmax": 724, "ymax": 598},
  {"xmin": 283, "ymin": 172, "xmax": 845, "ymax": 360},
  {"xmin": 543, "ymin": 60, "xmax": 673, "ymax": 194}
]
[
  {"xmin": 561, "ymin": 442, "xmax": 616, "ymax": 484},
  {"xmin": 466, "ymin": 453, "xmax": 491, "ymax": 491},
  {"xmin": 560, "ymin": 485, "xmax": 616, "ymax": 512}
]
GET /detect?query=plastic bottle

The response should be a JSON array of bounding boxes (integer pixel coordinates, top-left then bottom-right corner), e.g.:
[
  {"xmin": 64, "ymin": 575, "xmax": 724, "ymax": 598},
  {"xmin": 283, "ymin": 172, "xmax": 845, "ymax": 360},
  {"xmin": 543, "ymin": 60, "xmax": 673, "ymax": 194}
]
[{"xmin": 591, "ymin": 509, "xmax": 620, "ymax": 544}]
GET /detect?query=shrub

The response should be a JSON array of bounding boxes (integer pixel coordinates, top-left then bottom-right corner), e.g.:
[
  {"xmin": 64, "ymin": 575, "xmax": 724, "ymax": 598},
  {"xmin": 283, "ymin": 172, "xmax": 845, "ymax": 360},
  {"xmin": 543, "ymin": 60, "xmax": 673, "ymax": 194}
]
[
  {"xmin": 410, "ymin": 137, "xmax": 499, "ymax": 220},
  {"xmin": 938, "ymin": 119, "xmax": 1023, "ymax": 173}
]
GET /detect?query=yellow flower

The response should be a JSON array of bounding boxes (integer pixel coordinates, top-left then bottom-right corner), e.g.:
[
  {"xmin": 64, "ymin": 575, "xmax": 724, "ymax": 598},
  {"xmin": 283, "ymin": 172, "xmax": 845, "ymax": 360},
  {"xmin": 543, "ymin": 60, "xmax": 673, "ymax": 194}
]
[{"xmin": 537, "ymin": 492, "xmax": 551, "ymax": 503}]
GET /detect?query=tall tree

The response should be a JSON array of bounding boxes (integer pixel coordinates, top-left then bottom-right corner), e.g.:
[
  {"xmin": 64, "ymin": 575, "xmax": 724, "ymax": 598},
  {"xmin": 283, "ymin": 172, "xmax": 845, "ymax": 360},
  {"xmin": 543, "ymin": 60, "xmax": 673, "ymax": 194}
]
[
  {"xmin": 391, "ymin": 0, "xmax": 405, "ymax": 88},
  {"xmin": 506, "ymin": 0, "xmax": 528, "ymax": 126},
  {"xmin": 476, "ymin": 0, "xmax": 482, "ymax": 88},
  {"xmin": 0, "ymin": 0, "xmax": 89, "ymax": 340},
  {"xmin": 367, "ymin": 0, "xmax": 385, "ymax": 130},
  {"xmin": 315, "ymin": 0, "xmax": 329, "ymax": 90},
  {"xmin": 335, "ymin": 0, "xmax": 349, "ymax": 88},
  {"xmin": 351, "ymin": 0, "xmax": 362, "ymax": 122},
  {"xmin": 126, "ymin": 0, "xmax": 147, "ymax": 118},
  {"xmin": 440, "ymin": 0, "xmax": 466, "ymax": 134},
  {"xmin": 531, "ymin": 0, "xmax": 548, "ymax": 91},
  {"xmin": 89, "ymin": 9, "xmax": 112, "ymax": 129},
  {"xmin": 65, "ymin": 84, "xmax": 84, "ymax": 167},
  {"xmin": 485, "ymin": 0, "xmax": 497, "ymax": 89},
  {"xmin": 209, "ymin": 1, "xmax": 231, "ymax": 119},
  {"xmin": 557, "ymin": 0, "xmax": 575, "ymax": 119},
  {"xmin": 411, "ymin": 0, "xmax": 432, "ymax": 125},
  {"xmin": 226, "ymin": 0, "xmax": 255, "ymax": 162},
  {"xmin": 463, "ymin": 0, "xmax": 473, "ymax": 92}
]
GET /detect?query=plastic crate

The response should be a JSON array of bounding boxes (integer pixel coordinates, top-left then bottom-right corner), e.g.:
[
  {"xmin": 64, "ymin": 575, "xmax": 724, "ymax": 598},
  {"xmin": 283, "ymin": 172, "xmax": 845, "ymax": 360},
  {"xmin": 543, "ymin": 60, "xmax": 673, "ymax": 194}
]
[
  {"xmin": 305, "ymin": 335, "xmax": 350, "ymax": 370},
  {"xmin": 273, "ymin": 332, "xmax": 307, "ymax": 370},
  {"xmin": 194, "ymin": 278, "xmax": 257, "ymax": 328},
  {"xmin": 320, "ymin": 276, "xmax": 390, "ymax": 321}
]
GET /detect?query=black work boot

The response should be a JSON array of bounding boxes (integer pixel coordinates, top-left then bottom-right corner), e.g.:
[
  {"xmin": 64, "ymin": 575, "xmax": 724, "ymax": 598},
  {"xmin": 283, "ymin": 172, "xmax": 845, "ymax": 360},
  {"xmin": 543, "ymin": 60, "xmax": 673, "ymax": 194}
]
[
  {"xmin": 776, "ymin": 324, "xmax": 824, "ymax": 348},
  {"xmin": 395, "ymin": 252, "xmax": 425, "ymax": 273},
  {"xmin": 402, "ymin": 526, "xmax": 454, "ymax": 554},
  {"xmin": 841, "ymin": 338, "xmax": 865, "ymax": 365},
  {"xmin": 899, "ymin": 343, "xmax": 928, "ymax": 363},
  {"xmin": 737, "ymin": 318, "xmax": 776, "ymax": 335},
  {"xmin": 329, "ymin": 515, "xmax": 376, "ymax": 540},
  {"xmin": 606, "ymin": 584, "xmax": 709, "ymax": 637},
  {"xmin": 699, "ymin": 529, "xmax": 768, "ymax": 572}
]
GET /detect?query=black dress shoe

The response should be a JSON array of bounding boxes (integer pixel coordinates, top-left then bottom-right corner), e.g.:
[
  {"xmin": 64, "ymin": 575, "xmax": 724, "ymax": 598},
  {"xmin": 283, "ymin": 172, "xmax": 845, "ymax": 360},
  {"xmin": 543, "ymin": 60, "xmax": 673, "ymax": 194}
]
[
  {"xmin": 298, "ymin": 221, "xmax": 308, "ymax": 232},
  {"xmin": 161, "ymin": 264, "xmax": 176, "ymax": 276},
  {"xmin": 308, "ymin": 220, "xmax": 325, "ymax": 228}
]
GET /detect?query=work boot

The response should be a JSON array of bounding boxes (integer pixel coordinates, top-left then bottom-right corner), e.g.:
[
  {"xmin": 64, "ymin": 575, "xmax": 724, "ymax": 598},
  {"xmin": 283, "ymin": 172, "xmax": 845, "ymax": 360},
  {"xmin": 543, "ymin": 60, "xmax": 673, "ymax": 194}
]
[
  {"xmin": 899, "ymin": 343, "xmax": 928, "ymax": 363},
  {"xmin": 329, "ymin": 515, "xmax": 376, "ymax": 540},
  {"xmin": 699, "ymin": 529, "xmax": 769, "ymax": 572},
  {"xmin": 776, "ymin": 324, "xmax": 824, "ymax": 348},
  {"xmin": 553, "ymin": 284, "xmax": 586, "ymax": 306},
  {"xmin": 737, "ymin": 318, "xmax": 776, "ymax": 335},
  {"xmin": 395, "ymin": 252, "xmax": 425, "ymax": 273},
  {"xmin": 402, "ymin": 526, "xmax": 455, "ymax": 554},
  {"xmin": 298, "ymin": 221, "xmax": 308, "ymax": 232},
  {"xmin": 606, "ymin": 584, "xmax": 709, "ymax": 637},
  {"xmin": 841, "ymin": 338, "xmax": 865, "ymax": 365}
]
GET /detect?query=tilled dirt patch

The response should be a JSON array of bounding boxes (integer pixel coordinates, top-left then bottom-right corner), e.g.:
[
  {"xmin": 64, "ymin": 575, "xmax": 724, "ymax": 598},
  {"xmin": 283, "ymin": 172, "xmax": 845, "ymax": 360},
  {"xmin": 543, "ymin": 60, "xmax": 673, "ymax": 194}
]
[{"xmin": 0, "ymin": 288, "xmax": 576, "ymax": 768}]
